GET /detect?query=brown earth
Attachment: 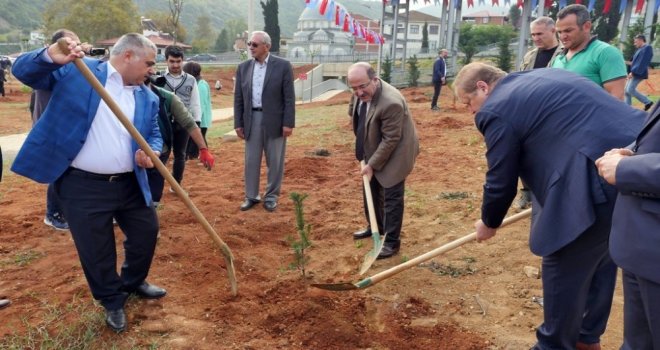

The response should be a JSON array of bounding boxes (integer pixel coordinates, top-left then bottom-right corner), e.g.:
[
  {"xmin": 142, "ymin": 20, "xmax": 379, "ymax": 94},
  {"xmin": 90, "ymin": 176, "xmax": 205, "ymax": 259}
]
[{"xmin": 1, "ymin": 67, "xmax": 656, "ymax": 349}]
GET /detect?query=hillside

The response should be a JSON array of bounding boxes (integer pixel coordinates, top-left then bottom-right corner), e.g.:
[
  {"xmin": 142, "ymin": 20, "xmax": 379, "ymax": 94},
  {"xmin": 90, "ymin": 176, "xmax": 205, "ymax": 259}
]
[{"xmin": 0, "ymin": 0, "xmax": 381, "ymax": 43}]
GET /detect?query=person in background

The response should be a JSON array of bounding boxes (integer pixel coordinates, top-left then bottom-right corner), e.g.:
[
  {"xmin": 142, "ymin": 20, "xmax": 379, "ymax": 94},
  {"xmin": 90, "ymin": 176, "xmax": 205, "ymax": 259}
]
[
  {"xmin": 163, "ymin": 45, "xmax": 201, "ymax": 188},
  {"xmin": 625, "ymin": 34, "xmax": 654, "ymax": 111},
  {"xmin": 454, "ymin": 62, "xmax": 645, "ymax": 350},
  {"xmin": 183, "ymin": 61, "xmax": 212, "ymax": 159},
  {"xmin": 234, "ymin": 31, "xmax": 295, "ymax": 212},
  {"xmin": 430, "ymin": 49, "xmax": 448, "ymax": 111},
  {"xmin": 0, "ymin": 65, "xmax": 6, "ymax": 97}
]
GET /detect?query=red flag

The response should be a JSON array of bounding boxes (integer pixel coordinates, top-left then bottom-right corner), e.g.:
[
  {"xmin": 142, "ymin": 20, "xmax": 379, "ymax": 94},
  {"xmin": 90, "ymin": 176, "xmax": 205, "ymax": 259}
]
[
  {"xmin": 544, "ymin": 0, "xmax": 553, "ymax": 7},
  {"xmin": 517, "ymin": 0, "xmax": 523, "ymax": 7},
  {"xmin": 492, "ymin": 0, "xmax": 499, "ymax": 5},
  {"xmin": 335, "ymin": 5, "xmax": 340, "ymax": 25},
  {"xmin": 635, "ymin": 0, "xmax": 644, "ymax": 13},
  {"xmin": 319, "ymin": 0, "xmax": 329, "ymax": 15},
  {"xmin": 603, "ymin": 0, "xmax": 611, "ymax": 13},
  {"xmin": 575, "ymin": 0, "xmax": 582, "ymax": 3},
  {"xmin": 343, "ymin": 15, "xmax": 350, "ymax": 31},
  {"xmin": 467, "ymin": 0, "xmax": 474, "ymax": 7}
]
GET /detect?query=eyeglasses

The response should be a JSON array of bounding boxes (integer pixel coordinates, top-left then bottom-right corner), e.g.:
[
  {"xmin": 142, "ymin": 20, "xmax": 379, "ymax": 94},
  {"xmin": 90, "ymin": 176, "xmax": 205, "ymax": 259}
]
[
  {"xmin": 247, "ymin": 41, "xmax": 261, "ymax": 48},
  {"xmin": 350, "ymin": 80, "xmax": 372, "ymax": 92}
]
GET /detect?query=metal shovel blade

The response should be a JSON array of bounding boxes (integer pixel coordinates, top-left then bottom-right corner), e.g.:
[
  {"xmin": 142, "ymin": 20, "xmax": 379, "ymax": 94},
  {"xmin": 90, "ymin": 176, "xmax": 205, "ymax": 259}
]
[
  {"xmin": 311, "ymin": 282, "xmax": 359, "ymax": 291},
  {"xmin": 359, "ymin": 232, "xmax": 386, "ymax": 275}
]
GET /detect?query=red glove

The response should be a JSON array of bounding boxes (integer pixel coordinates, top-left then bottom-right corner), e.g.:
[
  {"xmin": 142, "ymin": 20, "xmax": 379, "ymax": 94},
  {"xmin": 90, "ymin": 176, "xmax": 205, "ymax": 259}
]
[{"xmin": 199, "ymin": 148, "xmax": 214, "ymax": 170}]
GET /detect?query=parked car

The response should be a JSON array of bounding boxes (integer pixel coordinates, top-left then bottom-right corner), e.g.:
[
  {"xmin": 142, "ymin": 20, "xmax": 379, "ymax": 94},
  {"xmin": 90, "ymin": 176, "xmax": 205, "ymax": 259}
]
[{"xmin": 186, "ymin": 53, "xmax": 217, "ymax": 62}]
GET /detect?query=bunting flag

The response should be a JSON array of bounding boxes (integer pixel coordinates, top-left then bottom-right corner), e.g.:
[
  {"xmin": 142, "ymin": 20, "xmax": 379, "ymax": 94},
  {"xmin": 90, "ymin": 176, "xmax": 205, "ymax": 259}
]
[
  {"xmin": 517, "ymin": 0, "xmax": 523, "ymax": 8},
  {"xmin": 504, "ymin": 0, "xmax": 511, "ymax": 6},
  {"xmin": 532, "ymin": 0, "xmax": 538, "ymax": 10},
  {"xmin": 467, "ymin": 0, "xmax": 474, "ymax": 7},
  {"xmin": 635, "ymin": 0, "xmax": 644, "ymax": 13},
  {"xmin": 492, "ymin": 0, "xmax": 499, "ymax": 6},
  {"xmin": 478, "ymin": 0, "xmax": 485, "ymax": 5},
  {"xmin": 305, "ymin": 0, "xmax": 385, "ymax": 46},
  {"xmin": 559, "ymin": 0, "xmax": 567, "ymax": 8},
  {"xmin": 603, "ymin": 0, "xmax": 612, "ymax": 13},
  {"xmin": 588, "ymin": 0, "xmax": 596, "ymax": 11},
  {"xmin": 343, "ymin": 14, "xmax": 350, "ymax": 31},
  {"xmin": 319, "ymin": 0, "xmax": 329, "ymax": 14},
  {"xmin": 545, "ymin": 0, "xmax": 553, "ymax": 8},
  {"xmin": 575, "ymin": 0, "xmax": 582, "ymax": 4},
  {"xmin": 324, "ymin": 0, "xmax": 335, "ymax": 20},
  {"xmin": 306, "ymin": 0, "xmax": 318, "ymax": 8},
  {"xmin": 335, "ymin": 5, "xmax": 341, "ymax": 25},
  {"xmin": 619, "ymin": 0, "xmax": 627, "ymax": 13},
  {"xmin": 656, "ymin": 0, "xmax": 660, "ymax": 13}
]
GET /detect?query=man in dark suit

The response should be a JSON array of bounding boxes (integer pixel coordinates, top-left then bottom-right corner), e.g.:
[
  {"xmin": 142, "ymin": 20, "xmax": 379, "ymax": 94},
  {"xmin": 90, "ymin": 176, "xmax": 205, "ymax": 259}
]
[
  {"xmin": 454, "ymin": 62, "xmax": 645, "ymax": 350},
  {"xmin": 348, "ymin": 62, "xmax": 420, "ymax": 259},
  {"xmin": 430, "ymin": 49, "xmax": 447, "ymax": 111},
  {"xmin": 12, "ymin": 33, "xmax": 166, "ymax": 333},
  {"xmin": 234, "ymin": 30, "xmax": 295, "ymax": 212},
  {"xmin": 596, "ymin": 106, "xmax": 660, "ymax": 349}
]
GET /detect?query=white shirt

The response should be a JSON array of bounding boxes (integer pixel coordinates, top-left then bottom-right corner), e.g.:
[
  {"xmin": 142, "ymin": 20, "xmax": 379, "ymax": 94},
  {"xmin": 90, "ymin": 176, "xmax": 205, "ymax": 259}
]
[
  {"xmin": 71, "ymin": 62, "xmax": 138, "ymax": 174},
  {"xmin": 251, "ymin": 54, "xmax": 270, "ymax": 108}
]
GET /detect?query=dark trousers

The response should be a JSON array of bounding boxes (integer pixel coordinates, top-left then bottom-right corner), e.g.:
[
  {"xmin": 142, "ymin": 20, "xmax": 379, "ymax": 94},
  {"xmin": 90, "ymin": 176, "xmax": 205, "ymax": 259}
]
[
  {"xmin": 533, "ymin": 200, "xmax": 617, "ymax": 349},
  {"xmin": 172, "ymin": 124, "xmax": 189, "ymax": 184},
  {"xmin": 46, "ymin": 183, "xmax": 63, "ymax": 216},
  {"xmin": 431, "ymin": 81, "xmax": 442, "ymax": 108},
  {"xmin": 185, "ymin": 122, "xmax": 202, "ymax": 160},
  {"xmin": 56, "ymin": 169, "xmax": 159, "ymax": 311},
  {"xmin": 147, "ymin": 151, "xmax": 172, "ymax": 203},
  {"xmin": 363, "ymin": 177, "xmax": 405, "ymax": 247},
  {"xmin": 620, "ymin": 270, "xmax": 660, "ymax": 350},
  {"xmin": 0, "ymin": 81, "xmax": 4, "ymax": 97}
]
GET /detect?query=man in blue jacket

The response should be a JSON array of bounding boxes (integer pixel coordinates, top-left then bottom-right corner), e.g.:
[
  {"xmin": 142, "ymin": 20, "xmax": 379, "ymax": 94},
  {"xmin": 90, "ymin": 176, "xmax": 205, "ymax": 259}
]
[
  {"xmin": 12, "ymin": 33, "xmax": 165, "ymax": 333},
  {"xmin": 431, "ymin": 49, "xmax": 448, "ymax": 111},
  {"xmin": 625, "ymin": 34, "xmax": 654, "ymax": 110},
  {"xmin": 454, "ymin": 62, "xmax": 645, "ymax": 350}
]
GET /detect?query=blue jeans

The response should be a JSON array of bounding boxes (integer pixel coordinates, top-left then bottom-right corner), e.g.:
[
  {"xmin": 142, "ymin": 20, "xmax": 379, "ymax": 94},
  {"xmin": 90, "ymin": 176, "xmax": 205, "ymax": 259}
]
[
  {"xmin": 46, "ymin": 183, "xmax": 62, "ymax": 216},
  {"xmin": 625, "ymin": 76, "xmax": 652, "ymax": 106}
]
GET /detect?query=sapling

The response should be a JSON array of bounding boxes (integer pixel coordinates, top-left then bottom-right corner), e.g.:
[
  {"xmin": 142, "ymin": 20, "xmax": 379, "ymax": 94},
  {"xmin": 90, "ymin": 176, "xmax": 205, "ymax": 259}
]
[{"xmin": 288, "ymin": 192, "xmax": 312, "ymax": 278}]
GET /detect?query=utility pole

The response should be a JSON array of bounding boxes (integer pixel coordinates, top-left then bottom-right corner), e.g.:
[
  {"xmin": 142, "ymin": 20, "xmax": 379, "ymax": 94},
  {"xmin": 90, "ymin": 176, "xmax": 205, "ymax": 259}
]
[{"xmin": 248, "ymin": 0, "xmax": 255, "ymax": 58}]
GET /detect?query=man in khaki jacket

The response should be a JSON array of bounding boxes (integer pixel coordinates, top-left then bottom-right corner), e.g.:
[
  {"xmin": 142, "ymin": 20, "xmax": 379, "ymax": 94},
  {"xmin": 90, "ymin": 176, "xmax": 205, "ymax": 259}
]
[{"xmin": 348, "ymin": 62, "xmax": 420, "ymax": 259}]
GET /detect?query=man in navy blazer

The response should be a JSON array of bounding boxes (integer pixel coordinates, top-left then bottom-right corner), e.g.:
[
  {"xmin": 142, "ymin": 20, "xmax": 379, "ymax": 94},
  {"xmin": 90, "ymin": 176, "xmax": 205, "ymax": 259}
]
[
  {"xmin": 454, "ymin": 63, "xmax": 646, "ymax": 350},
  {"xmin": 596, "ymin": 105, "xmax": 660, "ymax": 349},
  {"xmin": 625, "ymin": 34, "xmax": 654, "ymax": 110},
  {"xmin": 12, "ymin": 33, "xmax": 165, "ymax": 333}
]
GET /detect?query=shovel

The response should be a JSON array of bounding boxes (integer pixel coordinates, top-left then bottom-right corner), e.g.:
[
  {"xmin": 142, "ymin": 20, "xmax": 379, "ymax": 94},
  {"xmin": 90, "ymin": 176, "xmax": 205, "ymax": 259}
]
[
  {"xmin": 313, "ymin": 208, "xmax": 532, "ymax": 291},
  {"xmin": 358, "ymin": 160, "xmax": 386, "ymax": 275},
  {"xmin": 58, "ymin": 39, "xmax": 237, "ymax": 296}
]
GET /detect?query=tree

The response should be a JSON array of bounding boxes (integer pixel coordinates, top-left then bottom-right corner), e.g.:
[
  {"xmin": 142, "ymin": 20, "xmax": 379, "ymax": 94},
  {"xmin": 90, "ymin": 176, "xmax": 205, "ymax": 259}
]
[
  {"xmin": 381, "ymin": 55, "xmax": 393, "ymax": 83},
  {"xmin": 261, "ymin": 0, "xmax": 281, "ymax": 53},
  {"xmin": 421, "ymin": 22, "xmax": 429, "ymax": 53},
  {"xmin": 225, "ymin": 18, "xmax": 248, "ymax": 40},
  {"xmin": 508, "ymin": 5, "xmax": 521, "ymax": 31},
  {"xmin": 168, "ymin": 0, "xmax": 184, "ymax": 44},
  {"xmin": 195, "ymin": 16, "xmax": 214, "ymax": 41},
  {"xmin": 43, "ymin": 0, "xmax": 140, "ymax": 44},
  {"xmin": 144, "ymin": 11, "xmax": 188, "ymax": 44},
  {"xmin": 215, "ymin": 28, "xmax": 231, "ymax": 52},
  {"xmin": 496, "ymin": 35, "xmax": 513, "ymax": 72},
  {"xmin": 407, "ymin": 55, "xmax": 420, "ymax": 87},
  {"xmin": 592, "ymin": 0, "xmax": 622, "ymax": 43}
]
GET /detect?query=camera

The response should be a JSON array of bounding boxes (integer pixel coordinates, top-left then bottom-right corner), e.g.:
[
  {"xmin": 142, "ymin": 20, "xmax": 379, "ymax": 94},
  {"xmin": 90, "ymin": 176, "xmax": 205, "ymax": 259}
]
[
  {"xmin": 147, "ymin": 71, "xmax": 167, "ymax": 87},
  {"xmin": 87, "ymin": 48, "xmax": 106, "ymax": 56}
]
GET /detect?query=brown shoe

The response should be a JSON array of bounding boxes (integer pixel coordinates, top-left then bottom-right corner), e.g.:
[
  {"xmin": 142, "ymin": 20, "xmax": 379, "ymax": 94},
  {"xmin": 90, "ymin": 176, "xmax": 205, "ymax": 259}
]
[{"xmin": 576, "ymin": 342, "xmax": 601, "ymax": 350}]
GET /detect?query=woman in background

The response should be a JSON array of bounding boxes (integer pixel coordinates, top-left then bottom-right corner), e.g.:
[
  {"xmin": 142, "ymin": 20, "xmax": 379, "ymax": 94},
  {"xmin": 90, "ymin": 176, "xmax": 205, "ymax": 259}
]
[{"xmin": 183, "ymin": 62, "xmax": 212, "ymax": 160}]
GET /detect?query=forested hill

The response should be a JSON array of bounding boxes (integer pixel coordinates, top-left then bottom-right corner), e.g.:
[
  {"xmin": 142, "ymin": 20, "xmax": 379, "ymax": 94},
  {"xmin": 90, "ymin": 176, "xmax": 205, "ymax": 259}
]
[{"xmin": 1, "ymin": 0, "xmax": 381, "ymax": 39}]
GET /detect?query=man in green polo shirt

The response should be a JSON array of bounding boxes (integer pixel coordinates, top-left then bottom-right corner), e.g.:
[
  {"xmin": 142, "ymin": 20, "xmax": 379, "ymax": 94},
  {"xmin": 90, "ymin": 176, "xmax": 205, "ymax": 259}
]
[{"xmin": 553, "ymin": 4, "xmax": 626, "ymax": 101}]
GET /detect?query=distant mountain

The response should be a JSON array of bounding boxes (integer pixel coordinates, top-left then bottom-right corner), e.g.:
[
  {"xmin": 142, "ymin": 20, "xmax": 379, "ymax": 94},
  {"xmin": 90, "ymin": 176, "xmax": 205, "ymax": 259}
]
[{"xmin": 0, "ymin": 0, "xmax": 382, "ymax": 40}]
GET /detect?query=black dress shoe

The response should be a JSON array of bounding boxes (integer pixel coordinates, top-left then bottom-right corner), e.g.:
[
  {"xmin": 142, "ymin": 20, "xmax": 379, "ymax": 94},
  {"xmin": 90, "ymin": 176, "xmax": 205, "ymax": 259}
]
[
  {"xmin": 0, "ymin": 299, "xmax": 10, "ymax": 309},
  {"xmin": 263, "ymin": 201, "xmax": 277, "ymax": 212},
  {"xmin": 134, "ymin": 282, "xmax": 167, "ymax": 299},
  {"xmin": 240, "ymin": 199, "xmax": 259, "ymax": 211},
  {"xmin": 106, "ymin": 308, "xmax": 126, "ymax": 333},
  {"xmin": 353, "ymin": 228, "xmax": 372, "ymax": 240},
  {"xmin": 377, "ymin": 244, "xmax": 400, "ymax": 260}
]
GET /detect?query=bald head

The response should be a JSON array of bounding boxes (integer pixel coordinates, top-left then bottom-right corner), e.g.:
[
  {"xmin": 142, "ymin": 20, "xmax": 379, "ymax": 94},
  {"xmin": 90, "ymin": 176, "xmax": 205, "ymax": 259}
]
[{"xmin": 347, "ymin": 62, "xmax": 379, "ymax": 102}]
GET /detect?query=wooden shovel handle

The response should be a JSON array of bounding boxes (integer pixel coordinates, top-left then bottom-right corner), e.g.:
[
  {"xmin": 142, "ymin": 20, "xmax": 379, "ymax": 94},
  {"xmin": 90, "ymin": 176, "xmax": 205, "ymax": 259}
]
[
  {"xmin": 366, "ymin": 209, "xmax": 532, "ymax": 286},
  {"xmin": 360, "ymin": 160, "xmax": 379, "ymax": 235},
  {"xmin": 57, "ymin": 39, "xmax": 237, "ymax": 296}
]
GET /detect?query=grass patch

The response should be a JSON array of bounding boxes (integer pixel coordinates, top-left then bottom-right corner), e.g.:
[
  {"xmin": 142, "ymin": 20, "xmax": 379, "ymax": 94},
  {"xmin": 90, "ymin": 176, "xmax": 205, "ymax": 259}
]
[{"xmin": 437, "ymin": 191, "xmax": 471, "ymax": 200}]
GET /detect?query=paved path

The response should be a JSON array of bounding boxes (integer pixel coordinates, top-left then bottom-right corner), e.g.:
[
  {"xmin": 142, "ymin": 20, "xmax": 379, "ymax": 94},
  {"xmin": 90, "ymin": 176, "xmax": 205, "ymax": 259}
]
[{"xmin": 0, "ymin": 89, "xmax": 346, "ymax": 161}]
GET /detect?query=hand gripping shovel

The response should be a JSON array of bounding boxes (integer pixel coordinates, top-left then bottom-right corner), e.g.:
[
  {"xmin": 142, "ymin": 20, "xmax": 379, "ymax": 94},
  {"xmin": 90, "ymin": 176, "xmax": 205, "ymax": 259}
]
[
  {"xmin": 358, "ymin": 160, "xmax": 386, "ymax": 275},
  {"xmin": 313, "ymin": 208, "xmax": 532, "ymax": 291},
  {"xmin": 58, "ymin": 39, "xmax": 237, "ymax": 296}
]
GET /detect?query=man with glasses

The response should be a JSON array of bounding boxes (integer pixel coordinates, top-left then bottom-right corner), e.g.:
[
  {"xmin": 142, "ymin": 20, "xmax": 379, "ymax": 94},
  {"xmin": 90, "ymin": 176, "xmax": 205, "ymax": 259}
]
[
  {"xmin": 454, "ymin": 62, "xmax": 645, "ymax": 350},
  {"xmin": 12, "ymin": 33, "xmax": 166, "ymax": 333},
  {"xmin": 348, "ymin": 62, "xmax": 419, "ymax": 259},
  {"xmin": 234, "ymin": 31, "xmax": 295, "ymax": 212}
]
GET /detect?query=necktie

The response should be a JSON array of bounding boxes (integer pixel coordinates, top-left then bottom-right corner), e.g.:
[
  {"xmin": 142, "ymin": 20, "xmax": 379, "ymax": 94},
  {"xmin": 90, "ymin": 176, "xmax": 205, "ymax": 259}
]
[{"xmin": 355, "ymin": 102, "xmax": 367, "ymax": 161}]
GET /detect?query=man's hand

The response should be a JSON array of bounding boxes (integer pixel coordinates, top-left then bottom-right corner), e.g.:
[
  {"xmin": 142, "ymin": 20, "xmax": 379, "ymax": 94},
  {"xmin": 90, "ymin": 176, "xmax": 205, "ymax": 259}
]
[
  {"xmin": 283, "ymin": 127, "xmax": 293, "ymax": 138},
  {"xmin": 135, "ymin": 149, "xmax": 156, "ymax": 168},
  {"xmin": 596, "ymin": 148, "xmax": 634, "ymax": 185},
  {"xmin": 48, "ymin": 37, "xmax": 85, "ymax": 65},
  {"xmin": 360, "ymin": 162, "xmax": 373, "ymax": 180},
  {"xmin": 199, "ymin": 148, "xmax": 215, "ymax": 170},
  {"xmin": 235, "ymin": 127, "xmax": 245, "ymax": 139},
  {"xmin": 475, "ymin": 220, "xmax": 497, "ymax": 242}
]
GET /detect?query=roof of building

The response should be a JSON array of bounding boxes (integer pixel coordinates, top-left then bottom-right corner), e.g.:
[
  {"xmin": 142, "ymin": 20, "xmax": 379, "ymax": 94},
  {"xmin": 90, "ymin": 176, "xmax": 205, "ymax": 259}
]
[
  {"xmin": 96, "ymin": 35, "xmax": 192, "ymax": 49},
  {"xmin": 401, "ymin": 10, "xmax": 441, "ymax": 22}
]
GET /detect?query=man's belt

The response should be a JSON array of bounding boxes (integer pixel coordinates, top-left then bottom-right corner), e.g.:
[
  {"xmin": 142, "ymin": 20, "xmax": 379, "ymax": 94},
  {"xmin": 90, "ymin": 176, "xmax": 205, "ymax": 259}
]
[{"xmin": 66, "ymin": 167, "xmax": 133, "ymax": 182}]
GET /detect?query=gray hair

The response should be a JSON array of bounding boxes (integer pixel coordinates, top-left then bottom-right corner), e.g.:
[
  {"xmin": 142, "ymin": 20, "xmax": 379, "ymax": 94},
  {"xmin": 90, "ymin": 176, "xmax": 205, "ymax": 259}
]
[
  {"xmin": 531, "ymin": 16, "xmax": 555, "ymax": 29},
  {"xmin": 557, "ymin": 4, "xmax": 591, "ymax": 27},
  {"xmin": 250, "ymin": 31, "xmax": 272, "ymax": 46},
  {"xmin": 111, "ymin": 33, "xmax": 157, "ymax": 58}
]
